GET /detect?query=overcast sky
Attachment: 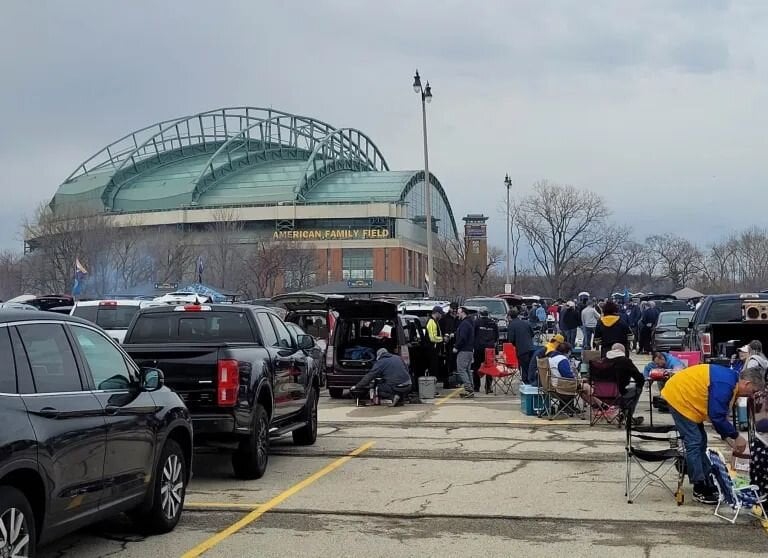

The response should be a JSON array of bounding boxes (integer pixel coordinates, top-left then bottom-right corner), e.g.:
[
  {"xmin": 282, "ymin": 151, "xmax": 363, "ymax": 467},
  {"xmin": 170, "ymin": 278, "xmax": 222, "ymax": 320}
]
[{"xmin": 1, "ymin": 0, "xmax": 766, "ymax": 252}]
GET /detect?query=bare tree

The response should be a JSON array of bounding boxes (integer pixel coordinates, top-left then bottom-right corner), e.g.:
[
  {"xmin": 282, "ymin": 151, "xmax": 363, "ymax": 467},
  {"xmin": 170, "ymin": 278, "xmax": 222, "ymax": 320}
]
[
  {"xmin": 604, "ymin": 240, "xmax": 648, "ymax": 294},
  {"xmin": 204, "ymin": 208, "xmax": 244, "ymax": 290},
  {"xmin": 241, "ymin": 241, "xmax": 289, "ymax": 298},
  {"xmin": 148, "ymin": 228, "xmax": 195, "ymax": 285},
  {"xmin": 283, "ymin": 245, "xmax": 318, "ymax": 292},
  {"xmin": 23, "ymin": 204, "xmax": 114, "ymax": 295},
  {"xmin": 516, "ymin": 181, "xmax": 624, "ymax": 297},
  {"xmin": 0, "ymin": 250, "xmax": 23, "ymax": 300},
  {"xmin": 645, "ymin": 234, "xmax": 703, "ymax": 289}
]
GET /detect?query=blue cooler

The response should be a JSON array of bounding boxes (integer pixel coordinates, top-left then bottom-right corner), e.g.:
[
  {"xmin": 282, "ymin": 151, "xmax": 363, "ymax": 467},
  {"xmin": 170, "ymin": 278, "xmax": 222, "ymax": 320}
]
[{"xmin": 520, "ymin": 385, "xmax": 547, "ymax": 416}]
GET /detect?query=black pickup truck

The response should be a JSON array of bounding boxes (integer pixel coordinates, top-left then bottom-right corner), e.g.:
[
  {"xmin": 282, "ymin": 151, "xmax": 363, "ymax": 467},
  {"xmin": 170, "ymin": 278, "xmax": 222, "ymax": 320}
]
[
  {"xmin": 123, "ymin": 302, "xmax": 320, "ymax": 479},
  {"xmin": 680, "ymin": 293, "xmax": 768, "ymax": 362}
]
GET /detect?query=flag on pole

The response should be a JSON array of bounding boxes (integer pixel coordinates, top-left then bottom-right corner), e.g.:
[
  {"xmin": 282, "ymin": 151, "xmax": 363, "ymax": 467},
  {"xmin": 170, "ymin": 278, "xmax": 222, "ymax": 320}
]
[
  {"xmin": 72, "ymin": 258, "xmax": 88, "ymax": 297},
  {"xmin": 196, "ymin": 256, "xmax": 204, "ymax": 284}
]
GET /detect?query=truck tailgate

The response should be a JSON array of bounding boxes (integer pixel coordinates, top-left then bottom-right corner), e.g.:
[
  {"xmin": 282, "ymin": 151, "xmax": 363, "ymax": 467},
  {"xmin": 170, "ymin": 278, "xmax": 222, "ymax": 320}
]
[{"xmin": 125, "ymin": 344, "xmax": 222, "ymax": 411}]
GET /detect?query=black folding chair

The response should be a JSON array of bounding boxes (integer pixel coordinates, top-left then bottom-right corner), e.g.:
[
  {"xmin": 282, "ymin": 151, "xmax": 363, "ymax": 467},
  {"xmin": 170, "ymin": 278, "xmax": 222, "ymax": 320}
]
[{"xmin": 625, "ymin": 408, "xmax": 686, "ymax": 505}]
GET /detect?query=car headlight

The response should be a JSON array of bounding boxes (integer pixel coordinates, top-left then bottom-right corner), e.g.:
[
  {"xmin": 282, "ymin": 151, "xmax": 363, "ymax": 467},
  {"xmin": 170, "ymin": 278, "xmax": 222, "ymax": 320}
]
[{"xmin": 497, "ymin": 320, "xmax": 508, "ymax": 327}]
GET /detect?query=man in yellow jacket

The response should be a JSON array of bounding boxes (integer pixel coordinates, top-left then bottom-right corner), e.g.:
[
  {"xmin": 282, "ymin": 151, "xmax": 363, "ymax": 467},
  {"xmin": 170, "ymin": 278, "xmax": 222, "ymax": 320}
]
[
  {"xmin": 661, "ymin": 364, "xmax": 764, "ymax": 504},
  {"xmin": 426, "ymin": 306, "xmax": 445, "ymax": 386}
]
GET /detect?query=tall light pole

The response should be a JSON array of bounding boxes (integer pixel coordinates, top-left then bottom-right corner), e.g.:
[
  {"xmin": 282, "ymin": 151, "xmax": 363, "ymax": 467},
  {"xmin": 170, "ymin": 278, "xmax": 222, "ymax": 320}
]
[
  {"xmin": 504, "ymin": 173, "xmax": 512, "ymax": 289},
  {"xmin": 413, "ymin": 70, "xmax": 434, "ymax": 298}
]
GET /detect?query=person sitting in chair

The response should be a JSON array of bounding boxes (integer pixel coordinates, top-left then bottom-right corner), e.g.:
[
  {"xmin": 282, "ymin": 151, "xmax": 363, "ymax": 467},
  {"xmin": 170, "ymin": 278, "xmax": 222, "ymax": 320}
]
[
  {"xmin": 352, "ymin": 348, "xmax": 412, "ymax": 407},
  {"xmin": 549, "ymin": 342, "xmax": 617, "ymax": 419},
  {"xmin": 642, "ymin": 351, "xmax": 685, "ymax": 379},
  {"xmin": 592, "ymin": 343, "xmax": 646, "ymax": 425}
]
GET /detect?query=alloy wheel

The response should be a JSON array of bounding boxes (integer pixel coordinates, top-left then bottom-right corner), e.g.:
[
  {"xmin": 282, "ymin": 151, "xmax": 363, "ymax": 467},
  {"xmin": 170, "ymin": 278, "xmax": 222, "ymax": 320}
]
[
  {"xmin": 160, "ymin": 454, "xmax": 184, "ymax": 521},
  {"xmin": 256, "ymin": 418, "xmax": 268, "ymax": 468},
  {"xmin": 0, "ymin": 507, "xmax": 31, "ymax": 558}
]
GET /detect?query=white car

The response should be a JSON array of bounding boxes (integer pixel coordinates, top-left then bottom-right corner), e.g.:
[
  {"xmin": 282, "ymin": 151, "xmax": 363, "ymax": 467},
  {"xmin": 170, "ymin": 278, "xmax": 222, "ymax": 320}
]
[{"xmin": 70, "ymin": 299, "xmax": 151, "ymax": 343}]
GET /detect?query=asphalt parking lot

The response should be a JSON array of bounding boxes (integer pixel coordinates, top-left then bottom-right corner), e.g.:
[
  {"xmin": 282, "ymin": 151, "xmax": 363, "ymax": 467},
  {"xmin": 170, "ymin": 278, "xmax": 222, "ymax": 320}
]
[{"xmin": 39, "ymin": 383, "xmax": 768, "ymax": 558}]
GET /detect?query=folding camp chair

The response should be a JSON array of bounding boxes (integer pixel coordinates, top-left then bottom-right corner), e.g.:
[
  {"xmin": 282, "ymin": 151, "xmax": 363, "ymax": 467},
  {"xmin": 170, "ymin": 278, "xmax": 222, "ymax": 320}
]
[
  {"xmin": 478, "ymin": 348, "xmax": 515, "ymax": 394},
  {"xmin": 536, "ymin": 358, "xmax": 583, "ymax": 420},
  {"xmin": 625, "ymin": 408, "xmax": 686, "ymax": 505},
  {"xmin": 708, "ymin": 448, "xmax": 767, "ymax": 524},
  {"xmin": 587, "ymin": 358, "xmax": 625, "ymax": 427}
]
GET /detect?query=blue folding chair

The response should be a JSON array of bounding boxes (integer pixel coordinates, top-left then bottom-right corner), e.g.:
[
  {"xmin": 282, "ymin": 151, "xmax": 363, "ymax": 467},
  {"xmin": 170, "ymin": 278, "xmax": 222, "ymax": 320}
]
[{"xmin": 707, "ymin": 448, "xmax": 767, "ymax": 524}]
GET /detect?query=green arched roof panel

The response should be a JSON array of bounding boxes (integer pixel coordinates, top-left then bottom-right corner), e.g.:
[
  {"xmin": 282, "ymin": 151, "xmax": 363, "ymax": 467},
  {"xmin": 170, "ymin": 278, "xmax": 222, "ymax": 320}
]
[{"xmin": 49, "ymin": 106, "xmax": 458, "ymax": 239}]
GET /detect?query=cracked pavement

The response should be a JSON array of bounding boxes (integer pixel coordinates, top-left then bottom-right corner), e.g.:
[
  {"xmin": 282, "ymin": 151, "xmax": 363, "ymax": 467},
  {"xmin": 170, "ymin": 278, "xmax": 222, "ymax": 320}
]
[{"xmin": 39, "ymin": 384, "xmax": 768, "ymax": 557}]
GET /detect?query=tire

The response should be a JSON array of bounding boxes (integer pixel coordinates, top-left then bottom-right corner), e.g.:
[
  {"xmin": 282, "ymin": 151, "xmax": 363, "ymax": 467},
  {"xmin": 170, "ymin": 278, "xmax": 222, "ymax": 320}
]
[
  {"xmin": 232, "ymin": 404, "xmax": 269, "ymax": 480},
  {"xmin": 0, "ymin": 486, "xmax": 37, "ymax": 558},
  {"xmin": 328, "ymin": 387, "xmax": 344, "ymax": 399},
  {"xmin": 132, "ymin": 439, "xmax": 187, "ymax": 534},
  {"xmin": 293, "ymin": 388, "xmax": 319, "ymax": 446}
]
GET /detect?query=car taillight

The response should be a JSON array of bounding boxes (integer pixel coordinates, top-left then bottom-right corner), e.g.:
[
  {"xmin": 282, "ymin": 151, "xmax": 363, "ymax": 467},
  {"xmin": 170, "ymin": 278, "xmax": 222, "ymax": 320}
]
[
  {"xmin": 99, "ymin": 301, "xmax": 118, "ymax": 307},
  {"xmin": 326, "ymin": 346, "xmax": 335, "ymax": 370},
  {"xmin": 699, "ymin": 332, "xmax": 712, "ymax": 356},
  {"xmin": 217, "ymin": 359, "xmax": 239, "ymax": 407}
]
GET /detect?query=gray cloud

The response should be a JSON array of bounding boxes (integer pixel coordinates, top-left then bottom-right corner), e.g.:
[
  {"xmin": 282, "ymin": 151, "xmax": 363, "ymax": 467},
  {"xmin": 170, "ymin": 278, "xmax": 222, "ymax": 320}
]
[{"xmin": 0, "ymin": 0, "xmax": 766, "ymax": 254}]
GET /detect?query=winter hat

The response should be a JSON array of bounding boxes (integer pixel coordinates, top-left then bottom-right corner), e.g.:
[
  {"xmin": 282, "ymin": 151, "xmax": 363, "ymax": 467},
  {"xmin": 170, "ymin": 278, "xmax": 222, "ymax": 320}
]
[
  {"xmin": 376, "ymin": 348, "xmax": 389, "ymax": 360},
  {"xmin": 606, "ymin": 343, "xmax": 626, "ymax": 359}
]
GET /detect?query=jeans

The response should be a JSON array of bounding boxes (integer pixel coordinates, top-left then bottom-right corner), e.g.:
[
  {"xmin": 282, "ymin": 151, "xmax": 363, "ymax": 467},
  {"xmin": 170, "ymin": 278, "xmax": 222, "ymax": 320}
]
[
  {"xmin": 378, "ymin": 383, "xmax": 412, "ymax": 400},
  {"xmin": 456, "ymin": 351, "xmax": 474, "ymax": 392},
  {"xmin": 564, "ymin": 328, "xmax": 577, "ymax": 347},
  {"xmin": 582, "ymin": 327, "xmax": 595, "ymax": 350},
  {"xmin": 669, "ymin": 407, "xmax": 711, "ymax": 485}
]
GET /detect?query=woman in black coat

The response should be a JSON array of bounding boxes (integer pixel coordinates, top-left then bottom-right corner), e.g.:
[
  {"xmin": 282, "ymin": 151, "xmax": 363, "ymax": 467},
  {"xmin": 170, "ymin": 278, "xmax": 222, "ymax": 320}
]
[{"xmin": 594, "ymin": 302, "xmax": 631, "ymax": 357}]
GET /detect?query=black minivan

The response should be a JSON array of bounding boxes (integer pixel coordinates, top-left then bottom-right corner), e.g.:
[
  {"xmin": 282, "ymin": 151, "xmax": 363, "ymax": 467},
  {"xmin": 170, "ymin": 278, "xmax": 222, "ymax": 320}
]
[{"xmin": 0, "ymin": 310, "xmax": 193, "ymax": 557}]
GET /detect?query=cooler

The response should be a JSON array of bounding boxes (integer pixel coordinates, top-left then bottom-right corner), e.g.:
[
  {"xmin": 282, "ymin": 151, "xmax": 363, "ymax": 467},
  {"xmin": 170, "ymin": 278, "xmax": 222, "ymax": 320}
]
[
  {"xmin": 520, "ymin": 385, "xmax": 547, "ymax": 416},
  {"xmin": 418, "ymin": 376, "xmax": 437, "ymax": 399}
]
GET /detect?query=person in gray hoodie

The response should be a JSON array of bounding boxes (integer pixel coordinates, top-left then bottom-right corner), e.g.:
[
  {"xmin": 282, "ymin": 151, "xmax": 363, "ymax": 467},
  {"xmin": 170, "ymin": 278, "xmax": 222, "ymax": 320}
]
[
  {"xmin": 745, "ymin": 340, "xmax": 768, "ymax": 377},
  {"xmin": 353, "ymin": 348, "xmax": 413, "ymax": 406},
  {"xmin": 581, "ymin": 300, "xmax": 601, "ymax": 350}
]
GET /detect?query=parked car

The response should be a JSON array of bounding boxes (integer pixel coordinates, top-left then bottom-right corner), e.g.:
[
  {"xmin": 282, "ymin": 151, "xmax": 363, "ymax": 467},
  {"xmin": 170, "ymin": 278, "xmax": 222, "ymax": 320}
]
[
  {"xmin": 0, "ymin": 310, "xmax": 192, "ymax": 557},
  {"xmin": 463, "ymin": 297, "xmax": 510, "ymax": 342},
  {"xmin": 680, "ymin": 293, "xmax": 768, "ymax": 362},
  {"xmin": 284, "ymin": 320, "xmax": 326, "ymax": 387},
  {"xmin": 70, "ymin": 299, "xmax": 151, "ymax": 343},
  {"xmin": 122, "ymin": 302, "xmax": 320, "ymax": 479},
  {"xmin": 652, "ymin": 310, "xmax": 694, "ymax": 352}
]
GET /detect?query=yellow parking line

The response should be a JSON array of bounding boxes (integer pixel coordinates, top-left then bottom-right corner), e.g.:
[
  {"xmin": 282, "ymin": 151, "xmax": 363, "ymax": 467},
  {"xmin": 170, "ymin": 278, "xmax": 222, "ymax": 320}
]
[
  {"xmin": 180, "ymin": 441, "xmax": 374, "ymax": 558},
  {"xmin": 185, "ymin": 502, "xmax": 262, "ymax": 511},
  {"xmin": 435, "ymin": 388, "xmax": 463, "ymax": 406}
]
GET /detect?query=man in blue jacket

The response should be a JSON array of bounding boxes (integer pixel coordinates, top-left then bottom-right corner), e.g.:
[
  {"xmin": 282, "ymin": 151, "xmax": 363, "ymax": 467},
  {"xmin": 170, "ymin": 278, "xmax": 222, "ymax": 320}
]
[
  {"xmin": 454, "ymin": 306, "xmax": 476, "ymax": 398},
  {"xmin": 642, "ymin": 351, "xmax": 686, "ymax": 379},
  {"xmin": 353, "ymin": 348, "xmax": 413, "ymax": 407}
]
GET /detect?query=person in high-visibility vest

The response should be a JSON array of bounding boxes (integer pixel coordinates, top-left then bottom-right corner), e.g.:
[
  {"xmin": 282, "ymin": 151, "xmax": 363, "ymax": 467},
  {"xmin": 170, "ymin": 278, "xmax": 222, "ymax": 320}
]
[{"xmin": 426, "ymin": 306, "xmax": 445, "ymax": 385}]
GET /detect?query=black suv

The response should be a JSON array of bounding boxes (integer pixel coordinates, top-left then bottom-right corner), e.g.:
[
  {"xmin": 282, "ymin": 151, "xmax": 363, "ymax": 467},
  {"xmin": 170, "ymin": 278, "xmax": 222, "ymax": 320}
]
[{"xmin": 0, "ymin": 311, "xmax": 192, "ymax": 557}]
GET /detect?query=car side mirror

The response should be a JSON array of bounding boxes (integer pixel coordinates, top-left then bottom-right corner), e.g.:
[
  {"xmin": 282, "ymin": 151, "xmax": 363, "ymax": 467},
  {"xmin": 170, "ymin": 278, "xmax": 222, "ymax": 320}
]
[
  {"xmin": 676, "ymin": 317, "xmax": 691, "ymax": 330},
  {"xmin": 297, "ymin": 334, "xmax": 314, "ymax": 351},
  {"xmin": 140, "ymin": 367, "xmax": 164, "ymax": 391}
]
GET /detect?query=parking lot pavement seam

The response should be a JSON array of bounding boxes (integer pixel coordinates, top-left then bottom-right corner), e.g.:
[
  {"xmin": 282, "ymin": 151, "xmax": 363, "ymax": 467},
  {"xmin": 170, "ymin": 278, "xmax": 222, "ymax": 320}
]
[
  {"xmin": 180, "ymin": 440, "xmax": 374, "ymax": 558},
  {"xmin": 434, "ymin": 387, "xmax": 464, "ymax": 406}
]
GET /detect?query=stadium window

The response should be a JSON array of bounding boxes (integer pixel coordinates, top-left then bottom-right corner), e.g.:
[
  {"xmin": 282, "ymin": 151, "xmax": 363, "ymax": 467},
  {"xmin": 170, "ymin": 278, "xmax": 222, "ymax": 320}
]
[{"xmin": 342, "ymin": 248, "xmax": 373, "ymax": 280}]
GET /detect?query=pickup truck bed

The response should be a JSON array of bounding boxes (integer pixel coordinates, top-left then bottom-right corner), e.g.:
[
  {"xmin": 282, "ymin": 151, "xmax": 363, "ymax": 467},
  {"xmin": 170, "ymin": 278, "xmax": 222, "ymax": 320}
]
[{"xmin": 123, "ymin": 303, "xmax": 320, "ymax": 480}]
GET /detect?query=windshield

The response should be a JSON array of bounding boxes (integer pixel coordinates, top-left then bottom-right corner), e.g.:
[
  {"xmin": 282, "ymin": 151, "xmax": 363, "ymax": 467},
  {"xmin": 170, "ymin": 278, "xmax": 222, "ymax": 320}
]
[
  {"xmin": 658, "ymin": 312, "xmax": 692, "ymax": 325},
  {"xmin": 129, "ymin": 311, "xmax": 255, "ymax": 343},
  {"xmin": 73, "ymin": 305, "xmax": 140, "ymax": 330},
  {"xmin": 466, "ymin": 299, "xmax": 507, "ymax": 316}
]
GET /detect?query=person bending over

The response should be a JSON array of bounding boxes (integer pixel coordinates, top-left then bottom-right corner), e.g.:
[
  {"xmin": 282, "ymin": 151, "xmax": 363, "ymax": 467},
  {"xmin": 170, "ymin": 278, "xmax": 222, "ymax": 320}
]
[
  {"xmin": 352, "ymin": 348, "xmax": 413, "ymax": 407},
  {"xmin": 661, "ymin": 364, "xmax": 764, "ymax": 504},
  {"xmin": 642, "ymin": 351, "xmax": 686, "ymax": 379}
]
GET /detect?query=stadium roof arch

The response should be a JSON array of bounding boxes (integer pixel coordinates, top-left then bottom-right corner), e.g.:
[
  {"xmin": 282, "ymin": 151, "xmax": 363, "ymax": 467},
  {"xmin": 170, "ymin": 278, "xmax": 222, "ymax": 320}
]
[{"xmin": 51, "ymin": 106, "xmax": 459, "ymax": 238}]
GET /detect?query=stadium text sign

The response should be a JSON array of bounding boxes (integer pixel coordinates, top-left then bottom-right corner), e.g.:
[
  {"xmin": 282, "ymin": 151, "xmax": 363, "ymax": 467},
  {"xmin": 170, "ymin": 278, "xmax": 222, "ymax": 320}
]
[{"xmin": 272, "ymin": 228, "xmax": 390, "ymax": 241}]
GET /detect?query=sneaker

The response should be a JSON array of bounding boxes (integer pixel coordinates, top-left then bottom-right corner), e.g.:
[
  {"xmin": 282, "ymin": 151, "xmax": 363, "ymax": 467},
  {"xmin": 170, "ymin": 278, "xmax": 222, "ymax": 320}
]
[
  {"xmin": 390, "ymin": 395, "xmax": 402, "ymax": 407},
  {"xmin": 380, "ymin": 399, "xmax": 393, "ymax": 406},
  {"xmin": 460, "ymin": 391, "xmax": 475, "ymax": 399},
  {"xmin": 693, "ymin": 484, "xmax": 719, "ymax": 505},
  {"xmin": 631, "ymin": 416, "xmax": 645, "ymax": 426}
]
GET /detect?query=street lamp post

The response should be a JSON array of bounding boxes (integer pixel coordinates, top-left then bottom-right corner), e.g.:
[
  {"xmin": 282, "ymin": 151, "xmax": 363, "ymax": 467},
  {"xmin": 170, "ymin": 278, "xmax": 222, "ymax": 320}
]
[
  {"xmin": 413, "ymin": 70, "xmax": 434, "ymax": 298},
  {"xmin": 504, "ymin": 173, "xmax": 512, "ymax": 288}
]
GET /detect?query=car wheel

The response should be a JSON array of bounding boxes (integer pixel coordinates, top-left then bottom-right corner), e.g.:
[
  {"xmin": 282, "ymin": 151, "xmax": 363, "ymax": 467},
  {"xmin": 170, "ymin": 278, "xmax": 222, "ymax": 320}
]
[
  {"xmin": 0, "ymin": 486, "xmax": 35, "ymax": 558},
  {"xmin": 232, "ymin": 404, "xmax": 269, "ymax": 480},
  {"xmin": 132, "ymin": 439, "xmax": 187, "ymax": 534},
  {"xmin": 328, "ymin": 387, "xmax": 344, "ymax": 399},
  {"xmin": 293, "ymin": 388, "xmax": 319, "ymax": 446}
]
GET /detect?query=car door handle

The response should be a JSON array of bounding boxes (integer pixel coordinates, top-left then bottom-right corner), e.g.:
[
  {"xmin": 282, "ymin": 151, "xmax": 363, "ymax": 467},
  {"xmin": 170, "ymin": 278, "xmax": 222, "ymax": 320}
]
[
  {"xmin": 104, "ymin": 405, "xmax": 121, "ymax": 416},
  {"xmin": 36, "ymin": 407, "xmax": 60, "ymax": 419}
]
